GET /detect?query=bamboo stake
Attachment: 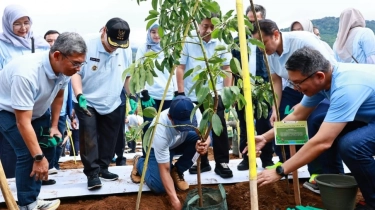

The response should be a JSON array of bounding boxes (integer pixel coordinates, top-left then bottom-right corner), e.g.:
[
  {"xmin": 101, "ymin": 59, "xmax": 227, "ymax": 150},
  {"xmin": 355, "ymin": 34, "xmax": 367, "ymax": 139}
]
[
  {"xmin": 135, "ymin": 1, "xmax": 201, "ymax": 209},
  {"xmin": 235, "ymin": 1, "xmax": 258, "ymax": 209},
  {"xmin": 0, "ymin": 161, "xmax": 18, "ymax": 210}
]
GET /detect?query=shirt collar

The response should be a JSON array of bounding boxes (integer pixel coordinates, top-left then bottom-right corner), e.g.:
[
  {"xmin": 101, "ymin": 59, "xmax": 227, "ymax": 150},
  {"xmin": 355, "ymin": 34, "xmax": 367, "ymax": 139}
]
[
  {"xmin": 43, "ymin": 52, "xmax": 59, "ymax": 79},
  {"xmin": 278, "ymin": 32, "xmax": 290, "ymax": 57},
  {"xmin": 97, "ymin": 36, "xmax": 119, "ymax": 55}
]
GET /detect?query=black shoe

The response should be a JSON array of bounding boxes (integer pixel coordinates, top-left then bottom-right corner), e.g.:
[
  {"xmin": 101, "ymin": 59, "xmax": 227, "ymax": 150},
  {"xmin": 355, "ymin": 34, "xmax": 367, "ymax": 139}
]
[
  {"xmin": 87, "ymin": 174, "xmax": 102, "ymax": 190},
  {"xmin": 99, "ymin": 170, "xmax": 119, "ymax": 181},
  {"xmin": 42, "ymin": 179, "xmax": 56, "ymax": 185},
  {"xmin": 215, "ymin": 163, "xmax": 233, "ymax": 178},
  {"xmin": 116, "ymin": 156, "xmax": 127, "ymax": 166},
  {"xmin": 261, "ymin": 160, "xmax": 274, "ymax": 169},
  {"xmin": 237, "ymin": 159, "xmax": 249, "ymax": 171},
  {"xmin": 188, "ymin": 162, "xmax": 212, "ymax": 174}
]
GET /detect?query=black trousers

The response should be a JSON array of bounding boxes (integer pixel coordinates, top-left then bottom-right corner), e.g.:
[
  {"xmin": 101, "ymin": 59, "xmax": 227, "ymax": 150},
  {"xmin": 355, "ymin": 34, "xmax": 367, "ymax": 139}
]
[
  {"xmin": 194, "ymin": 96, "xmax": 229, "ymax": 164},
  {"xmin": 114, "ymin": 105, "xmax": 126, "ymax": 165},
  {"xmin": 74, "ymin": 103, "xmax": 122, "ymax": 176},
  {"xmin": 236, "ymin": 104, "xmax": 274, "ymax": 165}
]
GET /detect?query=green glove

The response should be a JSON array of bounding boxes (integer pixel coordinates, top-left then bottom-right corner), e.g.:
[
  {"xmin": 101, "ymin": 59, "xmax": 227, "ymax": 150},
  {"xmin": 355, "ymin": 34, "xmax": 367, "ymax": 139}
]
[
  {"xmin": 77, "ymin": 94, "xmax": 92, "ymax": 116},
  {"xmin": 128, "ymin": 95, "xmax": 138, "ymax": 114},
  {"xmin": 141, "ymin": 90, "xmax": 155, "ymax": 108},
  {"xmin": 38, "ymin": 128, "xmax": 62, "ymax": 148}
]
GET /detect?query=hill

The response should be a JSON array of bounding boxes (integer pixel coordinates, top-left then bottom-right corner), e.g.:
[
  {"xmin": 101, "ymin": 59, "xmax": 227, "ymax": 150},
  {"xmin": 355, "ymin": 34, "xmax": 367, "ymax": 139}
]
[{"xmin": 280, "ymin": 17, "xmax": 375, "ymax": 47}]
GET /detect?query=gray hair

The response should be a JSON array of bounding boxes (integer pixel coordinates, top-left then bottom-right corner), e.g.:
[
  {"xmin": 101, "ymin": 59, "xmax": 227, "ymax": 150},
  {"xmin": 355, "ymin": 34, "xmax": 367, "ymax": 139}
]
[
  {"xmin": 246, "ymin": 4, "xmax": 266, "ymax": 19},
  {"xmin": 50, "ymin": 32, "xmax": 87, "ymax": 55},
  {"xmin": 285, "ymin": 47, "xmax": 330, "ymax": 76}
]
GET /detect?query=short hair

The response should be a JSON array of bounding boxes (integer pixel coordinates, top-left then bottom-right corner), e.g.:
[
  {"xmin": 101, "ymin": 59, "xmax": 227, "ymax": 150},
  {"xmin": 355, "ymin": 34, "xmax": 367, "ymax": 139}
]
[
  {"xmin": 252, "ymin": 19, "xmax": 279, "ymax": 36},
  {"xmin": 44, "ymin": 30, "xmax": 60, "ymax": 39},
  {"xmin": 50, "ymin": 32, "xmax": 87, "ymax": 56},
  {"xmin": 245, "ymin": 4, "xmax": 266, "ymax": 19},
  {"xmin": 285, "ymin": 47, "xmax": 330, "ymax": 76}
]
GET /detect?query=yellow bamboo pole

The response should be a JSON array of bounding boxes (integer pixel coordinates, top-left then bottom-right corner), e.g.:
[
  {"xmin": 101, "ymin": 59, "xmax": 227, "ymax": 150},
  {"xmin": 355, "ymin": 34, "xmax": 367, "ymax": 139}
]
[{"xmin": 235, "ymin": 1, "xmax": 258, "ymax": 209}]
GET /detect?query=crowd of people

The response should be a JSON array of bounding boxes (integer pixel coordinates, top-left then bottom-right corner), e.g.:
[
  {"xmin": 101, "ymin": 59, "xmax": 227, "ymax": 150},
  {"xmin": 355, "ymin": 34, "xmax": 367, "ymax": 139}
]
[{"xmin": 0, "ymin": 2, "xmax": 375, "ymax": 210}]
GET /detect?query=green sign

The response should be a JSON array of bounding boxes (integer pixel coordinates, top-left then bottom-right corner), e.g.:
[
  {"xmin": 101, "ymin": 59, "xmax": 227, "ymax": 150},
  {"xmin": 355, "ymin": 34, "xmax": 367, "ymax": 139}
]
[{"xmin": 274, "ymin": 121, "xmax": 309, "ymax": 145}]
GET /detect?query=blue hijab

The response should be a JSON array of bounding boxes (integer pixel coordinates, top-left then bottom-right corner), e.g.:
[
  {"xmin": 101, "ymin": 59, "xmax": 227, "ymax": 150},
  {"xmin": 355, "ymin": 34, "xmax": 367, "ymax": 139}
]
[
  {"xmin": 0, "ymin": 4, "xmax": 49, "ymax": 49},
  {"xmin": 146, "ymin": 23, "xmax": 162, "ymax": 52}
]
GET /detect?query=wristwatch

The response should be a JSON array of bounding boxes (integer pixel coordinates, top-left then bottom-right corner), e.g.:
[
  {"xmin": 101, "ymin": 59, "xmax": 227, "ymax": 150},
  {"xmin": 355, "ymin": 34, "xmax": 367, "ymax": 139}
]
[
  {"xmin": 33, "ymin": 154, "xmax": 45, "ymax": 162},
  {"xmin": 275, "ymin": 165, "xmax": 286, "ymax": 177}
]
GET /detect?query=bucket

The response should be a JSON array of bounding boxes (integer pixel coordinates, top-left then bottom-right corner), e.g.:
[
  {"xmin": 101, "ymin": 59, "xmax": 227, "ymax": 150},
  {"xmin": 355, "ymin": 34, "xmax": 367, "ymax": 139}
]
[
  {"xmin": 182, "ymin": 184, "xmax": 228, "ymax": 210},
  {"xmin": 315, "ymin": 174, "xmax": 358, "ymax": 210}
]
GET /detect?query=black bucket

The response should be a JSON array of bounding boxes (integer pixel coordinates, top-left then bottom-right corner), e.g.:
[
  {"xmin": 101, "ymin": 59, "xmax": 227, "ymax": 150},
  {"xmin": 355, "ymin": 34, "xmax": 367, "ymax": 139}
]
[{"xmin": 315, "ymin": 174, "xmax": 358, "ymax": 210}]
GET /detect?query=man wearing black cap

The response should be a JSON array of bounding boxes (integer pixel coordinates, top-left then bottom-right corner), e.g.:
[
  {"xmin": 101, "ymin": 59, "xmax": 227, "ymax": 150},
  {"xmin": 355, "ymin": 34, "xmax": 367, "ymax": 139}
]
[
  {"xmin": 130, "ymin": 96, "xmax": 210, "ymax": 210},
  {"xmin": 71, "ymin": 17, "xmax": 133, "ymax": 190}
]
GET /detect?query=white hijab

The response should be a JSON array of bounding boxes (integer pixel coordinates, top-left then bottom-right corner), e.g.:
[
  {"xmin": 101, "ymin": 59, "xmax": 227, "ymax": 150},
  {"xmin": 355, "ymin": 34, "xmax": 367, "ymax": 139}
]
[
  {"xmin": 334, "ymin": 8, "xmax": 365, "ymax": 61},
  {"xmin": 290, "ymin": 19, "xmax": 314, "ymax": 33}
]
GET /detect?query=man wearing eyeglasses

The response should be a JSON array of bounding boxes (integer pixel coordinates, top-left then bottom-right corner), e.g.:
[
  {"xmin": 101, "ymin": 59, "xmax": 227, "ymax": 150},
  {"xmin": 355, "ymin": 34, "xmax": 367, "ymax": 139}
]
[
  {"xmin": 0, "ymin": 32, "xmax": 86, "ymax": 210},
  {"xmin": 71, "ymin": 17, "xmax": 133, "ymax": 190},
  {"xmin": 257, "ymin": 46, "xmax": 375, "ymax": 209}
]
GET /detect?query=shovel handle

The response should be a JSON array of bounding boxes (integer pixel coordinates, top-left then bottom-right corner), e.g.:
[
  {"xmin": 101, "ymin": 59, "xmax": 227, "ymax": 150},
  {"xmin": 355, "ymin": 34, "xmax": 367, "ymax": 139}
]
[{"xmin": 0, "ymin": 161, "xmax": 18, "ymax": 209}]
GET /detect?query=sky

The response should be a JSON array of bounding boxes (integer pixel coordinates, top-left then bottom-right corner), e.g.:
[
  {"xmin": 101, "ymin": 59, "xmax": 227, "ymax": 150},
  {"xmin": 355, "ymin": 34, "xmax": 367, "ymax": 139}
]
[{"xmin": 0, "ymin": 0, "xmax": 374, "ymax": 48}]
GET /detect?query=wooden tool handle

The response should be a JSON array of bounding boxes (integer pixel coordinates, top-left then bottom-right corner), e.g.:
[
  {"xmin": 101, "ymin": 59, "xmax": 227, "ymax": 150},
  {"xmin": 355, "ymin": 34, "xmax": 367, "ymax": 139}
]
[{"xmin": 0, "ymin": 161, "xmax": 18, "ymax": 209}]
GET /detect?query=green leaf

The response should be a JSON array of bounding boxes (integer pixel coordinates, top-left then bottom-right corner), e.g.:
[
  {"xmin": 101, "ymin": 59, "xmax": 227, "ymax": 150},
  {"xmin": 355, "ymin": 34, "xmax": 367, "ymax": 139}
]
[
  {"xmin": 214, "ymin": 45, "xmax": 226, "ymax": 51},
  {"xmin": 183, "ymin": 68, "xmax": 194, "ymax": 80},
  {"xmin": 229, "ymin": 108, "xmax": 238, "ymax": 121},
  {"xmin": 143, "ymin": 107, "xmax": 157, "ymax": 118},
  {"xmin": 229, "ymin": 57, "xmax": 241, "ymax": 76},
  {"xmin": 158, "ymin": 27, "xmax": 164, "ymax": 38},
  {"xmin": 249, "ymin": 38, "xmax": 265, "ymax": 50},
  {"xmin": 197, "ymin": 86, "xmax": 210, "ymax": 104},
  {"xmin": 195, "ymin": 57, "xmax": 205, "ymax": 61},
  {"xmin": 199, "ymin": 109, "xmax": 210, "ymax": 136},
  {"xmin": 145, "ymin": 14, "xmax": 157, "ymax": 21},
  {"xmin": 151, "ymin": 0, "xmax": 158, "ymax": 10},
  {"xmin": 155, "ymin": 59, "xmax": 162, "ymax": 71},
  {"xmin": 146, "ymin": 19, "xmax": 158, "ymax": 31},
  {"xmin": 212, "ymin": 113, "xmax": 223, "ymax": 136},
  {"xmin": 211, "ymin": 17, "xmax": 220, "ymax": 25},
  {"xmin": 223, "ymin": 10, "xmax": 234, "ymax": 21},
  {"xmin": 146, "ymin": 71, "xmax": 154, "ymax": 86},
  {"xmin": 211, "ymin": 29, "xmax": 220, "ymax": 39},
  {"xmin": 143, "ymin": 125, "xmax": 154, "ymax": 152},
  {"xmin": 149, "ymin": 10, "xmax": 159, "ymax": 15},
  {"xmin": 230, "ymin": 86, "xmax": 241, "ymax": 95},
  {"xmin": 221, "ymin": 87, "xmax": 233, "ymax": 109},
  {"xmin": 190, "ymin": 105, "xmax": 200, "ymax": 123},
  {"xmin": 208, "ymin": 56, "xmax": 224, "ymax": 64},
  {"xmin": 144, "ymin": 51, "xmax": 158, "ymax": 58}
]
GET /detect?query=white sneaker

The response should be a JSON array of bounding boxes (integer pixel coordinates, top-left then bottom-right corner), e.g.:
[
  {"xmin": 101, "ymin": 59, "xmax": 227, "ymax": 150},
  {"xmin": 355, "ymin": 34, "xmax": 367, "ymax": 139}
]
[
  {"xmin": 48, "ymin": 167, "xmax": 58, "ymax": 175},
  {"xmin": 32, "ymin": 199, "xmax": 60, "ymax": 210}
]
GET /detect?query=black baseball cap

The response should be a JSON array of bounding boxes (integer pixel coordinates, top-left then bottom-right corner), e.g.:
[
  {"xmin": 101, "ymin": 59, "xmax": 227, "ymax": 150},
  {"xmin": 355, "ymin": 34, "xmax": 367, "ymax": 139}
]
[
  {"xmin": 169, "ymin": 96, "xmax": 197, "ymax": 132},
  {"xmin": 105, "ymin": 17, "xmax": 130, "ymax": 48}
]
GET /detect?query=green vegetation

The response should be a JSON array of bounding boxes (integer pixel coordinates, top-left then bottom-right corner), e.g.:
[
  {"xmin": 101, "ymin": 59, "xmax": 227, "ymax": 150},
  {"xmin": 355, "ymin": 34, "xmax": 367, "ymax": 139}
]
[{"xmin": 281, "ymin": 17, "xmax": 375, "ymax": 47}]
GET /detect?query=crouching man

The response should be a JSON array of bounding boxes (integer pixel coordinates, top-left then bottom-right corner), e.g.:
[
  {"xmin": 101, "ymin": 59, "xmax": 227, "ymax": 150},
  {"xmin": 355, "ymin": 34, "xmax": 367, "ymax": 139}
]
[{"xmin": 131, "ymin": 96, "xmax": 210, "ymax": 210}]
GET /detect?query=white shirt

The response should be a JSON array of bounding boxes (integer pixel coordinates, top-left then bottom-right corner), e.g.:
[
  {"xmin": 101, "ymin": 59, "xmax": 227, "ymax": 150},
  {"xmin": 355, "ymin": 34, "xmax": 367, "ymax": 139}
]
[
  {"xmin": 0, "ymin": 52, "xmax": 69, "ymax": 119},
  {"xmin": 73, "ymin": 35, "xmax": 133, "ymax": 114},
  {"xmin": 151, "ymin": 108, "xmax": 202, "ymax": 163}
]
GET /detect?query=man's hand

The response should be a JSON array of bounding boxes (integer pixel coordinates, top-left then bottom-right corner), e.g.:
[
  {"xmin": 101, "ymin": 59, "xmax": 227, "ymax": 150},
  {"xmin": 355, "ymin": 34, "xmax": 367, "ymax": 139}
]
[
  {"xmin": 269, "ymin": 110, "xmax": 277, "ymax": 127},
  {"xmin": 195, "ymin": 140, "xmax": 209, "ymax": 155},
  {"xmin": 30, "ymin": 157, "xmax": 49, "ymax": 181},
  {"xmin": 257, "ymin": 168, "xmax": 282, "ymax": 187},
  {"xmin": 128, "ymin": 95, "xmax": 138, "ymax": 114},
  {"xmin": 141, "ymin": 90, "xmax": 156, "ymax": 108},
  {"xmin": 77, "ymin": 94, "xmax": 92, "ymax": 116},
  {"xmin": 241, "ymin": 135, "xmax": 267, "ymax": 155},
  {"xmin": 170, "ymin": 197, "xmax": 182, "ymax": 210},
  {"xmin": 49, "ymin": 126, "xmax": 61, "ymax": 139}
]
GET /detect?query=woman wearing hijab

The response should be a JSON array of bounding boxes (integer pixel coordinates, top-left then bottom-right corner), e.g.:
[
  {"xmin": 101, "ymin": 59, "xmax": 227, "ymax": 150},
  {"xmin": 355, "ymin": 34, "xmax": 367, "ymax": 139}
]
[
  {"xmin": 290, "ymin": 19, "xmax": 314, "ymax": 32},
  {"xmin": 334, "ymin": 8, "xmax": 375, "ymax": 64},
  {"xmin": 135, "ymin": 23, "xmax": 176, "ymax": 153},
  {"xmin": 0, "ymin": 4, "xmax": 49, "ymax": 69},
  {"xmin": 0, "ymin": 4, "xmax": 50, "ymax": 180}
]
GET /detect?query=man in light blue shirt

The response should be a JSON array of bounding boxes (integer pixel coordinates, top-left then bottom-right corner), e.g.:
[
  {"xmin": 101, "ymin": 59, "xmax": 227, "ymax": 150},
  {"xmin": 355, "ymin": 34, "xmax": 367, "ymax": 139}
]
[
  {"xmin": 71, "ymin": 17, "xmax": 133, "ymax": 190},
  {"xmin": 0, "ymin": 32, "xmax": 86, "ymax": 210},
  {"xmin": 257, "ymin": 47, "xmax": 375, "ymax": 209},
  {"xmin": 176, "ymin": 13, "xmax": 233, "ymax": 178}
]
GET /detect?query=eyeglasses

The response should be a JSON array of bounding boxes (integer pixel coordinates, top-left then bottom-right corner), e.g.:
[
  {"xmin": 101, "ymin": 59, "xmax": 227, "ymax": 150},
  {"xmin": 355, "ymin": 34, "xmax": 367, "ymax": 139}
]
[
  {"xmin": 61, "ymin": 53, "xmax": 86, "ymax": 68},
  {"xmin": 288, "ymin": 72, "xmax": 317, "ymax": 90},
  {"xmin": 13, "ymin": 22, "xmax": 31, "ymax": 29}
]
